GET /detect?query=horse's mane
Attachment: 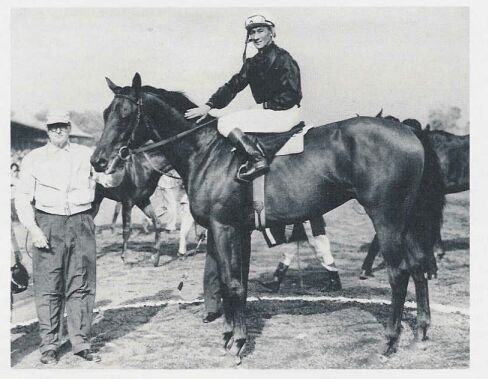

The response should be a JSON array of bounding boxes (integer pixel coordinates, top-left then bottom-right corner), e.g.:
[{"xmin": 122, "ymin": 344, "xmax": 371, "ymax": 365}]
[{"xmin": 143, "ymin": 86, "xmax": 198, "ymax": 114}]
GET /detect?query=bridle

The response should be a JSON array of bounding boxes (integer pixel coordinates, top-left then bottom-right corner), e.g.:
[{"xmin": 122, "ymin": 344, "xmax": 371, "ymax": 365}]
[{"xmin": 112, "ymin": 93, "xmax": 216, "ymax": 162}]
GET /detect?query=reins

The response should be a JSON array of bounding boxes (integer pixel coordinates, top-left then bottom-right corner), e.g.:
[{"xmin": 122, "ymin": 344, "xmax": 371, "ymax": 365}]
[
  {"xmin": 130, "ymin": 117, "xmax": 216, "ymax": 154},
  {"xmin": 114, "ymin": 92, "xmax": 216, "ymax": 157}
]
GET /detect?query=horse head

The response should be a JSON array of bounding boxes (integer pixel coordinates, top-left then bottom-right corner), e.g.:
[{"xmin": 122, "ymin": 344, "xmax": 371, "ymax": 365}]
[{"xmin": 91, "ymin": 73, "xmax": 156, "ymax": 173}]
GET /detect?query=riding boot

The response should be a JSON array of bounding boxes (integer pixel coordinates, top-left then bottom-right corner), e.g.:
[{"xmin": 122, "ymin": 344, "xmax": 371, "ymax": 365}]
[
  {"xmin": 261, "ymin": 262, "xmax": 289, "ymax": 293},
  {"xmin": 227, "ymin": 128, "xmax": 269, "ymax": 182}
]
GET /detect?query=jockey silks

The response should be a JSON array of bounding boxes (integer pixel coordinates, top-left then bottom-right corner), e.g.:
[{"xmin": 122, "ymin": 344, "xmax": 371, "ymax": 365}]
[{"xmin": 206, "ymin": 42, "xmax": 302, "ymax": 111}]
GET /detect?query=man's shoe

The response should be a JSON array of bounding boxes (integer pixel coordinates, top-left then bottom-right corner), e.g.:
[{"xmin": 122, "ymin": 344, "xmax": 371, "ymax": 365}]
[
  {"xmin": 74, "ymin": 349, "xmax": 101, "ymax": 362},
  {"xmin": 203, "ymin": 311, "xmax": 222, "ymax": 323},
  {"xmin": 40, "ymin": 350, "xmax": 58, "ymax": 365}
]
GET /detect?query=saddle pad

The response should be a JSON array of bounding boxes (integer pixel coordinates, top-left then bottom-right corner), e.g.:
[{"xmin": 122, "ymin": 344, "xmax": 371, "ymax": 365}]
[{"xmin": 276, "ymin": 124, "xmax": 316, "ymax": 156}]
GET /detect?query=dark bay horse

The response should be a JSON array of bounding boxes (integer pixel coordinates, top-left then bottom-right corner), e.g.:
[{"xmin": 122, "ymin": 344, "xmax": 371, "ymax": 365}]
[
  {"xmin": 91, "ymin": 73, "xmax": 445, "ymax": 358},
  {"xmin": 427, "ymin": 128, "xmax": 469, "ymax": 193},
  {"xmin": 92, "ymin": 149, "xmax": 172, "ymax": 266},
  {"xmin": 360, "ymin": 120, "xmax": 469, "ymax": 278}
]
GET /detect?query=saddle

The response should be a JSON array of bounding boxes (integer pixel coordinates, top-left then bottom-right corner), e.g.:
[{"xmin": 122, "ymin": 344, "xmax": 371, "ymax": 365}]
[{"xmin": 248, "ymin": 121, "xmax": 306, "ymax": 160}]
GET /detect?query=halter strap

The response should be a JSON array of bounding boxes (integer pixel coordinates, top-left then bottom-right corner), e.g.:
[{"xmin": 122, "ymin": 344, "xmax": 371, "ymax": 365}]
[{"xmin": 113, "ymin": 92, "xmax": 216, "ymax": 156}]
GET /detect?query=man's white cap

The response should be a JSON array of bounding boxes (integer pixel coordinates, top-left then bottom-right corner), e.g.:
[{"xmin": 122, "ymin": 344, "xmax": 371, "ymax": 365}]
[{"xmin": 45, "ymin": 111, "xmax": 71, "ymax": 127}]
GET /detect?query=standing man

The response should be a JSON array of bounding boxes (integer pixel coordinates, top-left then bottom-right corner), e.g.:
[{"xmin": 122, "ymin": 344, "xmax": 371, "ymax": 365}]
[{"xmin": 15, "ymin": 112, "xmax": 100, "ymax": 364}]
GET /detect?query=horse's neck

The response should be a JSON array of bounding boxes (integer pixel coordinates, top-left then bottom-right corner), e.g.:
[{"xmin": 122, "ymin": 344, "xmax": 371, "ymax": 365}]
[{"xmin": 146, "ymin": 92, "xmax": 222, "ymax": 182}]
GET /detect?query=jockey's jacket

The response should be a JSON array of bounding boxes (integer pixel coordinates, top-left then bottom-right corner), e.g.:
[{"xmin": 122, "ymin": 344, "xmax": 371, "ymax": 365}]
[{"xmin": 206, "ymin": 42, "xmax": 302, "ymax": 111}]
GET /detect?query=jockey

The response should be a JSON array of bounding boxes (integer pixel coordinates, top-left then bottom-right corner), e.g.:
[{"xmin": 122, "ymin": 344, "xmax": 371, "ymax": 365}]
[{"xmin": 185, "ymin": 14, "xmax": 302, "ymax": 182}]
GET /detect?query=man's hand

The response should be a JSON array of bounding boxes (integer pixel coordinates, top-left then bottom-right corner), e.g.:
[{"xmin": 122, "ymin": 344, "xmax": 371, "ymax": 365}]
[
  {"xmin": 184, "ymin": 105, "xmax": 211, "ymax": 123},
  {"xmin": 29, "ymin": 225, "xmax": 49, "ymax": 249}
]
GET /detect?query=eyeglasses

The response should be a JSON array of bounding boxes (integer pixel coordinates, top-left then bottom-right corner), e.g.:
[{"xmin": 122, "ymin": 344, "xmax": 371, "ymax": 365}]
[{"xmin": 47, "ymin": 126, "xmax": 69, "ymax": 134}]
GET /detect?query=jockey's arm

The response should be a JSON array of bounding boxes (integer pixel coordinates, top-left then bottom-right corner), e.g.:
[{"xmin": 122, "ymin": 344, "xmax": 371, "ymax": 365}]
[
  {"xmin": 185, "ymin": 62, "xmax": 249, "ymax": 121},
  {"xmin": 205, "ymin": 61, "xmax": 250, "ymax": 110}
]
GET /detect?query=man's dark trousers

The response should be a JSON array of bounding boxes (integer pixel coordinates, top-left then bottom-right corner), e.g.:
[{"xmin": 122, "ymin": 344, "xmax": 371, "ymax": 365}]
[{"xmin": 32, "ymin": 210, "xmax": 96, "ymax": 354}]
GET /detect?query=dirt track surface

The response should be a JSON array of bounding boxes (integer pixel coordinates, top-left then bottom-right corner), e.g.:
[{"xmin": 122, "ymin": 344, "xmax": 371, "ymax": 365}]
[{"xmin": 11, "ymin": 192, "xmax": 469, "ymax": 368}]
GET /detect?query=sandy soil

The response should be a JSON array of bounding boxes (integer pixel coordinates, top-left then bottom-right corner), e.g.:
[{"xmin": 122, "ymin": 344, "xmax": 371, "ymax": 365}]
[{"xmin": 11, "ymin": 192, "xmax": 469, "ymax": 368}]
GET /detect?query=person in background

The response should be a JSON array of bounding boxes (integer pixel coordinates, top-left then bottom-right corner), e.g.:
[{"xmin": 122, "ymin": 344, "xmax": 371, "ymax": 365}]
[
  {"xmin": 261, "ymin": 217, "xmax": 341, "ymax": 292},
  {"xmin": 15, "ymin": 111, "xmax": 100, "ymax": 365},
  {"xmin": 156, "ymin": 171, "xmax": 181, "ymax": 232},
  {"xmin": 178, "ymin": 193, "xmax": 206, "ymax": 257},
  {"xmin": 11, "ymin": 162, "xmax": 20, "ymax": 222}
]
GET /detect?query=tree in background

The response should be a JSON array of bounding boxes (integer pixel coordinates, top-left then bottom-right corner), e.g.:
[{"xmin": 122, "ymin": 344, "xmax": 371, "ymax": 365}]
[
  {"xmin": 68, "ymin": 110, "xmax": 104, "ymax": 142},
  {"xmin": 428, "ymin": 106, "xmax": 469, "ymax": 135}
]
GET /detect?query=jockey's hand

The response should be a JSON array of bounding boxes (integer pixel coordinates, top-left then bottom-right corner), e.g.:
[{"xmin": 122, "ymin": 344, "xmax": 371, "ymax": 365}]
[
  {"xmin": 185, "ymin": 105, "xmax": 211, "ymax": 124},
  {"xmin": 29, "ymin": 225, "xmax": 49, "ymax": 249}
]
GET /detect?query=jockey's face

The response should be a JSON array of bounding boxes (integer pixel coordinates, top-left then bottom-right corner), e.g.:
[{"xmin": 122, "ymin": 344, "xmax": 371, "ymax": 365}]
[{"xmin": 249, "ymin": 26, "xmax": 273, "ymax": 50}]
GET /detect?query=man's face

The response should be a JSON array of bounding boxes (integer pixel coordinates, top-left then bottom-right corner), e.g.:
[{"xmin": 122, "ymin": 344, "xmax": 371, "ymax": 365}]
[
  {"xmin": 249, "ymin": 26, "xmax": 273, "ymax": 50},
  {"xmin": 47, "ymin": 123, "xmax": 71, "ymax": 148}
]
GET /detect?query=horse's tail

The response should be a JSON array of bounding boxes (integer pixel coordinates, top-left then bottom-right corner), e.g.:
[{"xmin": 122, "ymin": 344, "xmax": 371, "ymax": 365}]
[{"xmin": 405, "ymin": 129, "xmax": 446, "ymax": 277}]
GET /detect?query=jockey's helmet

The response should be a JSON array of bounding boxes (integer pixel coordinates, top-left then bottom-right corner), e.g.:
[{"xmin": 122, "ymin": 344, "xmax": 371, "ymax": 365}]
[{"xmin": 245, "ymin": 14, "xmax": 275, "ymax": 31}]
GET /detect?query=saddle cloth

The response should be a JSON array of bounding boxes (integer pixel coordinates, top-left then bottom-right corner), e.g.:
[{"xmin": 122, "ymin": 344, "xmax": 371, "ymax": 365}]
[{"xmin": 275, "ymin": 123, "xmax": 316, "ymax": 156}]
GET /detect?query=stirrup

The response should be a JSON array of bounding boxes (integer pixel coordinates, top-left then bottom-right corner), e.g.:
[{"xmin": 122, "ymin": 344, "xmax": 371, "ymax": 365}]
[{"xmin": 235, "ymin": 162, "xmax": 269, "ymax": 183}]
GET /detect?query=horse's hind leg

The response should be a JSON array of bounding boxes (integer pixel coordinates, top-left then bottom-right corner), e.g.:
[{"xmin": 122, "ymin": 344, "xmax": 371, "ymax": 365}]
[
  {"xmin": 384, "ymin": 263, "xmax": 410, "ymax": 355},
  {"xmin": 404, "ymin": 232, "xmax": 433, "ymax": 341},
  {"xmin": 374, "ymin": 226, "xmax": 410, "ymax": 356},
  {"xmin": 434, "ymin": 229, "xmax": 446, "ymax": 260},
  {"xmin": 412, "ymin": 270, "xmax": 430, "ymax": 341}
]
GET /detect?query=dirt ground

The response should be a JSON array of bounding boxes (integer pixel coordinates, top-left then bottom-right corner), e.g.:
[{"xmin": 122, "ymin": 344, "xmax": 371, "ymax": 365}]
[{"xmin": 10, "ymin": 191, "xmax": 469, "ymax": 369}]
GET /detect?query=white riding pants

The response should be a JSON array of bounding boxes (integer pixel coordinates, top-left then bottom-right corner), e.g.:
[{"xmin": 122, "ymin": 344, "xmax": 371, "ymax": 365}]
[
  {"xmin": 280, "ymin": 222, "xmax": 336, "ymax": 271},
  {"xmin": 217, "ymin": 105, "xmax": 301, "ymax": 137}
]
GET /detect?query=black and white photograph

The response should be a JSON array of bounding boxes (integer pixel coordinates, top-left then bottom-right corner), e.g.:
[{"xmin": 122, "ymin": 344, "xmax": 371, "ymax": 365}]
[{"xmin": 4, "ymin": 0, "xmax": 484, "ymax": 373}]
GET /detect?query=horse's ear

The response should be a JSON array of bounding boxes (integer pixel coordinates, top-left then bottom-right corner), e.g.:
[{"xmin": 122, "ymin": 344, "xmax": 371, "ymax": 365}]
[
  {"xmin": 132, "ymin": 73, "xmax": 142, "ymax": 96},
  {"xmin": 375, "ymin": 109, "xmax": 383, "ymax": 118},
  {"xmin": 105, "ymin": 77, "xmax": 120, "ymax": 93},
  {"xmin": 426, "ymin": 123, "xmax": 431, "ymax": 131}
]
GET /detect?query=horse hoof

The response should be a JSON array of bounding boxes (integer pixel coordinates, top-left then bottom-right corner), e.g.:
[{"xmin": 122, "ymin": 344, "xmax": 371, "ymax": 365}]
[
  {"xmin": 228, "ymin": 339, "xmax": 246, "ymax": 359},
  {"xmin": 359, "ymin": 270, "xmax": 374, "ymax": 280},
  {"xmin": 151, "ymin": 254, "xmax": 160, "ymax": 267},
  {"xmin": 383, "ymin": 344, "xmax": 397, "ymax": 357}
]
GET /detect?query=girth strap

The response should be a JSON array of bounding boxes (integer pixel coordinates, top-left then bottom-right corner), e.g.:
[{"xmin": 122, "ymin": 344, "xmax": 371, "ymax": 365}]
[{"xmin": 253, "ymin": 175, "xmax": 266, "ymax": 230}]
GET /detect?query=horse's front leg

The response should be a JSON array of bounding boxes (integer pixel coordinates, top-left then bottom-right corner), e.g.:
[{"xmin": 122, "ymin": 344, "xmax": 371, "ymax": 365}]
[
  {"xmin": 121, "ymin": 203, "xmax": 133, "ymax": 263},
  {"xmin": 111, "ymin": 202, "xmax": 122, "ymax": 234},
  {"xmin": 137, "ymin": 200, "xmax": 162, "ymax": 266},
  {"xmin": 210, "ymin": 219, "xmax": 249, "ymax": 359}
]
